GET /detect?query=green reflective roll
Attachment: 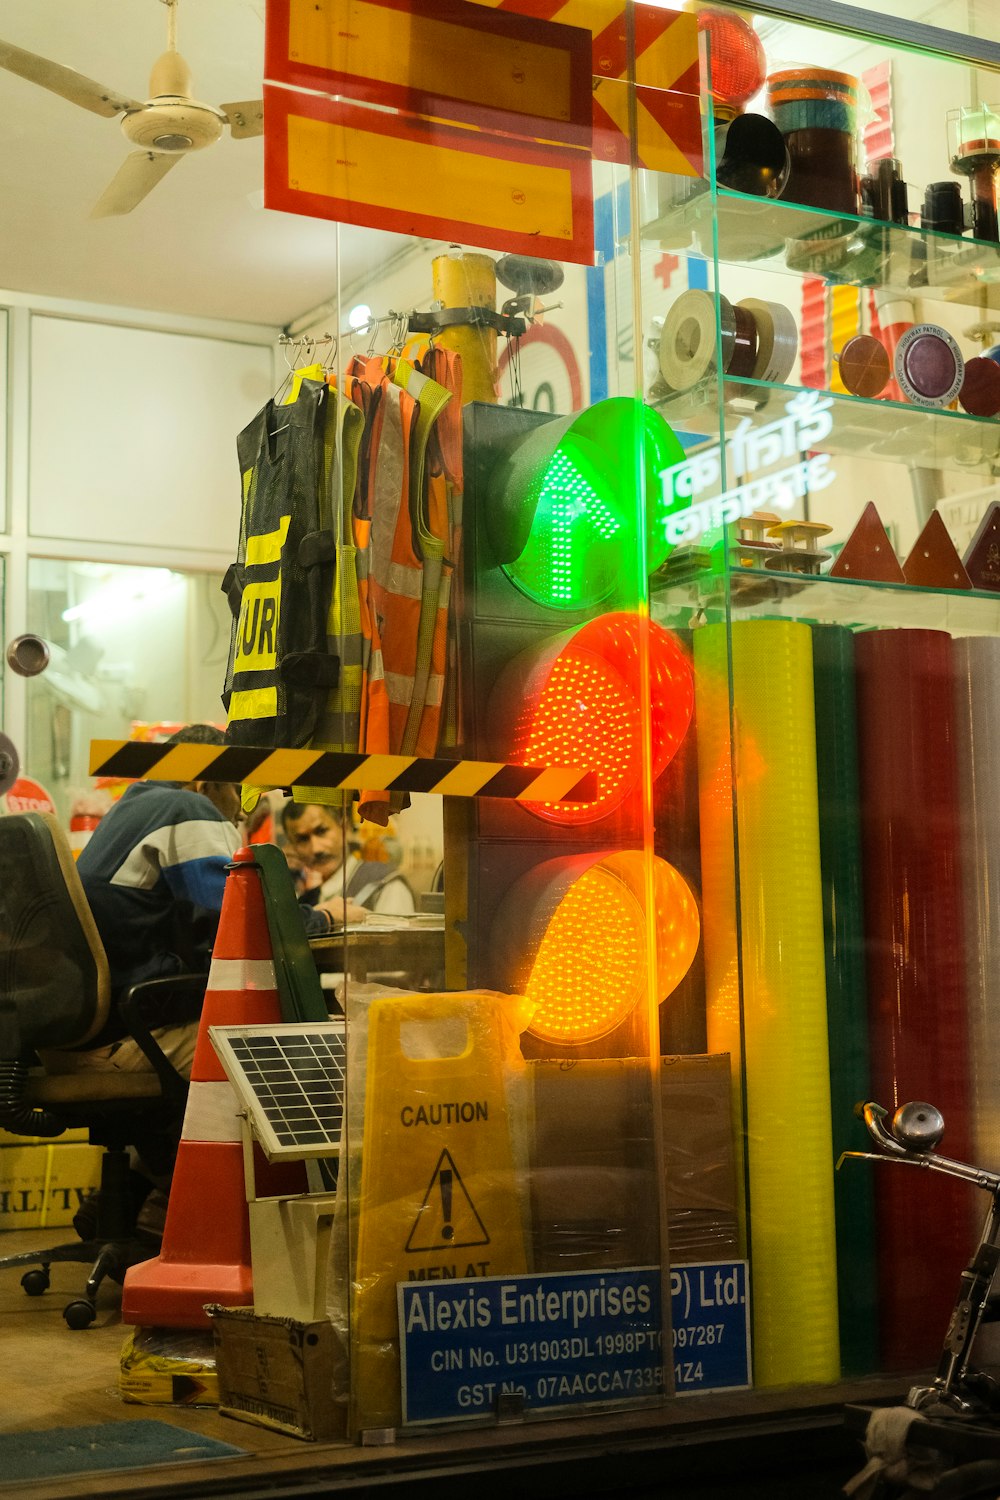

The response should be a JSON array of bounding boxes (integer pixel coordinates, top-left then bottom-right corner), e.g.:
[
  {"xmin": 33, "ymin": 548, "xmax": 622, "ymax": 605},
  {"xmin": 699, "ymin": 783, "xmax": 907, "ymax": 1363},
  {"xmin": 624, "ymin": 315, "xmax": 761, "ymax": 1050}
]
[{"xmin": 811, "ymin": 624, "xmax": 878, "ymax": 1375}]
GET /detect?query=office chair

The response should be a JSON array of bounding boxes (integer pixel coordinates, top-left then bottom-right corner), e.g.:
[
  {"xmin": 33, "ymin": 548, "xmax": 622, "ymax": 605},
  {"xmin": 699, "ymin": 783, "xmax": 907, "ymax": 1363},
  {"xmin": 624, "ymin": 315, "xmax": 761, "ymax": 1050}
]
[{"xmin": 0, "ymin": 811, "xmax": 200, "ymax": 1328}]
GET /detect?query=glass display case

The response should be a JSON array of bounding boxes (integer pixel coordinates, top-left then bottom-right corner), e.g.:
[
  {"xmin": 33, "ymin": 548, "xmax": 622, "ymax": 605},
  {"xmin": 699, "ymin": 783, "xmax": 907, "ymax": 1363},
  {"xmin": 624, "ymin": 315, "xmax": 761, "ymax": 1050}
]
[
  {"xmin": 283, "ymin": 0, "xmax": 1000, "ymax": 1438},
  {"xmin": 57, "ymin": 0, "xmax": 1000, "ymax": 1459},
  {"xmin": 639, "ymin": 0, "xmax": 1000, "ymax": 1401}
]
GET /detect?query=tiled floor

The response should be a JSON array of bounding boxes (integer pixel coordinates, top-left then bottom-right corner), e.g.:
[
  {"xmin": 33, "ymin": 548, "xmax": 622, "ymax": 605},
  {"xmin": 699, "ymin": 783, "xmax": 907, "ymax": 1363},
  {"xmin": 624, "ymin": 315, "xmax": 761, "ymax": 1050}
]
[{"xmin": 0, "ymin": 1225, "xmax": 904, "ymax": 1500}]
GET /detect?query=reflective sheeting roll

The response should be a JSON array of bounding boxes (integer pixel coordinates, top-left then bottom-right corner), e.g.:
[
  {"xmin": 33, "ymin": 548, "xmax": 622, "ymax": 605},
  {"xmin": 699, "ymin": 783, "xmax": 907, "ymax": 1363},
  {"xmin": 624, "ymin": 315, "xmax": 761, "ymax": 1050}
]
[
  {"xmin": 953, "ymin": 637, "xmax": 1000, "ymax": 1171},
  {"xmin": 855, "ymin": 628, "xmax": 974, "ymax": 1372},
  {"xmin": 695, "ymin": 620, "xmax": 839, "ymax": 1388},
  {"xmin": 810, "ymin": 625, "xmax": 878, "ymax": 1376}
]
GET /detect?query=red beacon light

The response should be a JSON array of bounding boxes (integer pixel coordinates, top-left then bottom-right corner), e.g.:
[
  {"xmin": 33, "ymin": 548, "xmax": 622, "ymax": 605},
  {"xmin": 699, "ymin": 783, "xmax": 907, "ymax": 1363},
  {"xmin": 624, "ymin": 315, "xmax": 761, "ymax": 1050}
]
[{"xmin": 697, "ymin": 7, "xmax": 767, "ymax": 112}]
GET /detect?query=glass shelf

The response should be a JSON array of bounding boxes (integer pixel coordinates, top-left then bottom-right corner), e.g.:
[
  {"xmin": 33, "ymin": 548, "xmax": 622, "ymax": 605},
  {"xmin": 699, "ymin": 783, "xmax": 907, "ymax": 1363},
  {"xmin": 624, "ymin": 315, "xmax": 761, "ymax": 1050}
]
[
  {"xmin": 651, "ymin": 564, "xmax": 1000, "ymax": 636},
  {"xmin": 653, "ymin": 375, "xmax": 1000, "ymax": 476},
  {"xmin": 641, "ymin": 180, "xmax": 1000, "ymax": 311}
]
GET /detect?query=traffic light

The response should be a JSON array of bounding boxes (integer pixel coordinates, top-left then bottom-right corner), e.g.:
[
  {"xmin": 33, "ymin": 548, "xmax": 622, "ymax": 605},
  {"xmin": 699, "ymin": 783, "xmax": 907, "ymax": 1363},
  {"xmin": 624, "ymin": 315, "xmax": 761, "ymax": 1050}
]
[
  {"xmin": 489, "ymin": 850, "xmax": 701, "ymax": 1049},
  {"xmin": 488, "ymin": 610, "xmax": 695, "ymax": 826},
  {"xmin": 485, "ymin": 398, "xmax": 683, "ymax": 610},
  {"xmin": 455, "ymin": 397, "xmax": 699, "ymax": 1058}
]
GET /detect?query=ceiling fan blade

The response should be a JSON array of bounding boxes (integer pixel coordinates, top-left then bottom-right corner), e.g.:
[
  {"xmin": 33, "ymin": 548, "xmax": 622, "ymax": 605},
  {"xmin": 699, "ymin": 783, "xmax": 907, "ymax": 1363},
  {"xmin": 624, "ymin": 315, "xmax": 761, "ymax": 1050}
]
[
  {"xmin": 221, "ymin": 99, "xmax": 263, "ymax": 139},
  {"xmin": 0, "ymin": 38, "xmax": 142, "ymax": 117},
  {"xmin": 91, "ymin": 151, "xmax": 182, "ymax": 218}
]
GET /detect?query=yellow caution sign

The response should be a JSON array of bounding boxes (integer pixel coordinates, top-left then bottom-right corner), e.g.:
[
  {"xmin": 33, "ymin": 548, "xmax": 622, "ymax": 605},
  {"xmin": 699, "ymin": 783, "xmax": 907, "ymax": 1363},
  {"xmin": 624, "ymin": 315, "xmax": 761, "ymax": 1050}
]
[
  {"xmin": 405, "ymin": 1149, "xmax": 489, "ymax": 1253},
  {"xmin": 352, "ymin": 993, "xmax": 528, "ymax": 1432}
]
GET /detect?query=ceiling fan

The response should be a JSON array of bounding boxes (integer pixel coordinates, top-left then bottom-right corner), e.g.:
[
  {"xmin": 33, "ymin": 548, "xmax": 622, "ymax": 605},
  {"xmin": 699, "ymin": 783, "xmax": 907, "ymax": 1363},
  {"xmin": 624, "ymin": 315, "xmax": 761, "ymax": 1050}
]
[{"xmin": 0, "ymin": 0, "xmax": 264, "ymax": 217}]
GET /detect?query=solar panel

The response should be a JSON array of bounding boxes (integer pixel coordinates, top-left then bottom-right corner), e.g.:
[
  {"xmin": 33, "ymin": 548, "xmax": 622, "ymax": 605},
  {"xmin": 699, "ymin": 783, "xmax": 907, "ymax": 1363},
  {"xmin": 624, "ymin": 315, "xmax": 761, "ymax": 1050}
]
[{"xmin": 208, "ymin": 1022, "xmax": 347, "ymax": 1161}]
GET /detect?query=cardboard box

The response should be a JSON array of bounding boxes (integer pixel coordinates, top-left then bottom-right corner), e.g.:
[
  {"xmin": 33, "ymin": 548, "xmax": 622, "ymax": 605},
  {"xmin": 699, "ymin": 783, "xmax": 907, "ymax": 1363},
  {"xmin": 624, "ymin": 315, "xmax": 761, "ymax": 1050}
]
[
  {"xmin": 206, "ymin": 1305, "xmax": 345, "ymax": 1442},
  {"xmin": 528, "ymin": 1055, "xmax": 739, "ymax": 1271},
  {"xmin": 0, "ymin": 1142, "xmax": 103, "ymax": 1229},
  {"xmin": 529, "ymin": 1058, "xmax": 658, "ymax": 1272},
  {"xmin": 119, "ymin": 1327, "xmax": 219, "ymax": 1407},
  {"xmin": 661, "ymin": 1053, "xmax": 740, "ymax": 1263}
]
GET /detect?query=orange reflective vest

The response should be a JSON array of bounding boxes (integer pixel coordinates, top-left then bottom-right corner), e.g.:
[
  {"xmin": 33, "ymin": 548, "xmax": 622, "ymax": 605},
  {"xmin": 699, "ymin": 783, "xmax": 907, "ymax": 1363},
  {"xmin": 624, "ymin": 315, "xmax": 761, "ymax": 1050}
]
[
  {"xmin": 366, "ymin": 369, "xmax": 420, "ymax": 753},
  {"xmin": 416, "ymin": 344, "xmax": 464, "ymax": 754},
  {"xmin": 397, "ymin": 360, "xmax": 454, "ymax": 757},
  {"xmin": 307, "ymin": 380, "xmax": 366, "ymax": 757}
]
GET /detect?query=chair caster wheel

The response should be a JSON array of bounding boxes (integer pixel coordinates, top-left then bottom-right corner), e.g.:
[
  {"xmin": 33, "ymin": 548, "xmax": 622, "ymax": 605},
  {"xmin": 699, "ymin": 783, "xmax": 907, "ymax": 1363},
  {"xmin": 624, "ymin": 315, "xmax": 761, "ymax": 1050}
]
[
  {"xmin": 63, "ymin": 1299, "xmax": 96, "ymax": 1329},
  {"xmin": 21, "ymin": 1268, "xmax": 50, "ymax": 1296}
]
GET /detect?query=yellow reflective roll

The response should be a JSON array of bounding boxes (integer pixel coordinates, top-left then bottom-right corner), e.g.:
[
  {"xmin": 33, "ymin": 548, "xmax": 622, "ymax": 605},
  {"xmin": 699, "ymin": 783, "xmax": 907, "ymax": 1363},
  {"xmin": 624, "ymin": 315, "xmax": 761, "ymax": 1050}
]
[{"xmin": 695, "ymin": 620, "xmax": 839, "ymax": 1387}]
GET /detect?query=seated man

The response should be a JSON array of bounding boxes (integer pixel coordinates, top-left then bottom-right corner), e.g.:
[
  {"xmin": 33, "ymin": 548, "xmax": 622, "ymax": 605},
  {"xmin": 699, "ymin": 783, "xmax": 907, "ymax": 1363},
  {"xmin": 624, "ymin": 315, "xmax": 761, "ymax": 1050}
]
[
  {"xmin": 282, "ymin": 799, "xmax": 415, "ymax": 925},
  {"xmin": 60, "ymin": 725, "xmax": 355, "ymax": 1230},
  {"xmin": 72, "ymin": 723, "xmax": 346, "ymax": 1082}
]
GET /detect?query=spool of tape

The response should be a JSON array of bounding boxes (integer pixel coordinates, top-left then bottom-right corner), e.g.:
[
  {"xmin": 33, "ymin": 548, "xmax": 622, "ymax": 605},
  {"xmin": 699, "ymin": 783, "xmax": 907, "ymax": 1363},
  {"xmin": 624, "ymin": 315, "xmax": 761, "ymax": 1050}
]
[
  {"xmin": 894, "ymin": 323, "xmax": 964, "ymax": 408},
  {"xmin": 659, "ymin": 290, "xmax": 737, "ymax": 391},
  {"xmin": 772, "ymin": 99, "xmax": 856, "ymax": 134},
  {"xmin": 738, "ymin": 298, "xmax": 798, "ymax": 384},
  {"xmin": 727, "ymin": 303, "xmax": 759, "ymax": 378}
]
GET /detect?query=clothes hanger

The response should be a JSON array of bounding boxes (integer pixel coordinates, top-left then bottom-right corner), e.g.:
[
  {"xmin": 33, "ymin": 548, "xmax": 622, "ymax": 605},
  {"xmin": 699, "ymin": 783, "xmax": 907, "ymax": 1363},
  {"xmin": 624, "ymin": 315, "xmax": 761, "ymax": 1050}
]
[
  {"xmin": 269, "ymin": 336, "xmax": 310, "ymax": 433},
  {"xmin": 272, "ymin": 335, "xmax": 300, "ymax": 408}
]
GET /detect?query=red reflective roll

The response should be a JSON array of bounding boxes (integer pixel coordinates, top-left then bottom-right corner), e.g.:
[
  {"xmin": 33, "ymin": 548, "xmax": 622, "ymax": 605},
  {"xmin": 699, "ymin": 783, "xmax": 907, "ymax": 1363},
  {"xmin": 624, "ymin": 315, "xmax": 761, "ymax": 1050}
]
[{"xmin": 855, "ymin": 629, "xmax": 975, "ymax": 1371}]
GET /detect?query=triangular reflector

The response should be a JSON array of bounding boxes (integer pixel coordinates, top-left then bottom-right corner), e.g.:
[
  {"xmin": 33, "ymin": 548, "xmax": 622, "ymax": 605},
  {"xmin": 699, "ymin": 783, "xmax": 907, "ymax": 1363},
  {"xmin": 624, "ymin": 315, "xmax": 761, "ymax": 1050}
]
[
  {"xmin": 902, "ymin": 510, "xmax": 972, "ymax": 589},
  {"xmin": 829, "ymin": 502, "xmax": 904, "ymax": 583}
]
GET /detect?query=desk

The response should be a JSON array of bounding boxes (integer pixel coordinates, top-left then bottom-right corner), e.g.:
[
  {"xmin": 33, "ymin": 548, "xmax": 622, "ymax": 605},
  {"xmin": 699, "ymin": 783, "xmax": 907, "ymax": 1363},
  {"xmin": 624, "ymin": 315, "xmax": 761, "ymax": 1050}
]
[{"xmin": 309, "ymin": 917, "xmax": 446, "ymax": 985}]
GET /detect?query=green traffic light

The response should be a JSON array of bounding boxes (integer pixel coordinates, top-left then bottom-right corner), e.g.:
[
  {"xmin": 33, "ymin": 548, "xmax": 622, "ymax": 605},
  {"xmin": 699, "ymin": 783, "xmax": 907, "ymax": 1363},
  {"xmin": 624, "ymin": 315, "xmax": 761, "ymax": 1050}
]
[
  {"xmin": 495, "ymin": 398, "xmax": 685, "ymax": 610},
  {"xmin": 515, "ymin": 434, "xmax": 623, "ymax": 606}
]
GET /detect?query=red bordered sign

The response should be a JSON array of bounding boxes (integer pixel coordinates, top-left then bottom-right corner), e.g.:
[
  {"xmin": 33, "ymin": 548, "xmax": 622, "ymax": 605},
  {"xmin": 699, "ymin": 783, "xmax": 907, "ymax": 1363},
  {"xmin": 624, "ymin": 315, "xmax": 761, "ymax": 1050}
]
[
  {"xmin": 264, "ymin": 86, "xmax": 595, "ymax": 265},
  {"xmin": 266, "ymin": 0, "xmax": 593, "ymax": 148}
]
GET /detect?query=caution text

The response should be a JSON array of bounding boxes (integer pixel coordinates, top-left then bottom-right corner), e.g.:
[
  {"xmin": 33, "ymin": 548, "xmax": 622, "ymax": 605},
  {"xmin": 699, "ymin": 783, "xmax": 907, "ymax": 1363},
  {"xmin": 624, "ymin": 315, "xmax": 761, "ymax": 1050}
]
[{"xmin": 400, "ymin": 1101, "xmax": 489, "ymax": 1127}]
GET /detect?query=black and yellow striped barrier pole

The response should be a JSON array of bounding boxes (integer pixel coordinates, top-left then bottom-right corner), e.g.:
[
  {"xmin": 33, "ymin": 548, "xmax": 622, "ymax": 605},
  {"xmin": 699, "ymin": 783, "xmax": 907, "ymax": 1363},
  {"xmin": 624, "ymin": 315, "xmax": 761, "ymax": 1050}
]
[{"xmin": 88, "ymin": 740, "xmax": 598, "ymax": 804}]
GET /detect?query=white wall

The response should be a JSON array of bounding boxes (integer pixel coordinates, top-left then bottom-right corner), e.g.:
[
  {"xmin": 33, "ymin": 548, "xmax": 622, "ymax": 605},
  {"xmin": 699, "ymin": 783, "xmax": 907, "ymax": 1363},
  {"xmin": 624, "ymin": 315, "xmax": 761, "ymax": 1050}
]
[
  {"xmin": 28, "ymin": 317, "xmax": 272, "ymax": 555},
  {"xmin": 1, "ymin": 287, "xmax": 280, "ymax": 791}
]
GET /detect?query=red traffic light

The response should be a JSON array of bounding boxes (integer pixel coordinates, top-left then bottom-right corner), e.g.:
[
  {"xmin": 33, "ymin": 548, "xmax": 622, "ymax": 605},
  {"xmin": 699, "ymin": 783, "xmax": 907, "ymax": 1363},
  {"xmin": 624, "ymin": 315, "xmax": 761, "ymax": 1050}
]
[{"xmin": 489, "ymin": 613, "xmax": 694, "ymax": 826}]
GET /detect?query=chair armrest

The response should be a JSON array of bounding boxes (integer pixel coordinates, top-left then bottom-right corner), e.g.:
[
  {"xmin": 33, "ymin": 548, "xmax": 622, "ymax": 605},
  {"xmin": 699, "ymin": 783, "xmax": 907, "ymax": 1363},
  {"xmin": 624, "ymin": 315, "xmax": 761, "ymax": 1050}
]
[{"xmin": 118, "ymin": 975, "xmax": 204, "ymax": 1106}]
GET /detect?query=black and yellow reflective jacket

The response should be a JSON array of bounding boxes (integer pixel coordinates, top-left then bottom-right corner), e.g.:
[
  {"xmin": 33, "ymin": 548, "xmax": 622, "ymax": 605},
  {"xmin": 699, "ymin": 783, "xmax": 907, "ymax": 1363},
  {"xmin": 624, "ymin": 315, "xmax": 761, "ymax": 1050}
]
[{"xmin": 222, "ymin": 379, "xmax": 339, "ymax": 747}]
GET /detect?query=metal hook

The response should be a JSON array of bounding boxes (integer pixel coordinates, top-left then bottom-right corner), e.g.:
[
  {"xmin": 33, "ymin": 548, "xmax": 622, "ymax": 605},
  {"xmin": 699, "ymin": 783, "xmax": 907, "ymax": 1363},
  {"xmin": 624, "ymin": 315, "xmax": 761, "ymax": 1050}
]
[{"xmin": 391, "ymin": 312, "xmax": 405, "ymax": 353}]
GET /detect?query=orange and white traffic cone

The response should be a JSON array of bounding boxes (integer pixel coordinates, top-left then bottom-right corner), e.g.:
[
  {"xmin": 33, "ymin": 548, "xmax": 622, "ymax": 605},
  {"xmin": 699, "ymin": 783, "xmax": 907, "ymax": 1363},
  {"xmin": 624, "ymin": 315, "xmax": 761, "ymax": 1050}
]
[
  {"xmin": 122, "ymin": 846, "xmax": 305, "ymax": 1329},
  {"xmin": 68, "ymin": 812, "xmax": 102, "ymax": 859}
]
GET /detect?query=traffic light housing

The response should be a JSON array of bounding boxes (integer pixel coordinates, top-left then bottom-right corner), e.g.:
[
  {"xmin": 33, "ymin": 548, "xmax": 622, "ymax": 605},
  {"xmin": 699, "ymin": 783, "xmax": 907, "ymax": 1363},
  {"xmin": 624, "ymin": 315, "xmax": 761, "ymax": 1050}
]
[{"xmin": 454, "ymin": 399, "xmax": 700, "ymax": 1059}]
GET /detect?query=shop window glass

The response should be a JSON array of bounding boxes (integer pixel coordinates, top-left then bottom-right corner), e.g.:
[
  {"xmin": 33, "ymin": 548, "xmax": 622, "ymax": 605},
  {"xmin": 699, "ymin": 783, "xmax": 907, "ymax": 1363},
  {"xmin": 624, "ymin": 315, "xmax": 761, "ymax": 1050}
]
[{"xmin": 23, "ymin": 558, "xmax": 231, "ymax": 821}]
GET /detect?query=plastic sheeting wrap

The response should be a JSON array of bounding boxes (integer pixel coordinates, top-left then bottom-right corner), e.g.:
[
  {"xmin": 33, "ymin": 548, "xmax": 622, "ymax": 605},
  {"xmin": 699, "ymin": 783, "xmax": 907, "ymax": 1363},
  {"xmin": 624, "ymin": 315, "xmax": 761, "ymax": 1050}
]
[
  {"xmin": 810, "ymin": 626, "xmax": 878, "ymax": 1375},
  {"xmin": 855, "ymin": 629, "xmax": 974, "ymax": 1371},
  {"xmin": 953, "ymin": 637, "xmax": 1000, "ymax": 1172},
  {"xmin": 695, "ymin": 620, "xmax": 840, "ymax": 1387}
]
